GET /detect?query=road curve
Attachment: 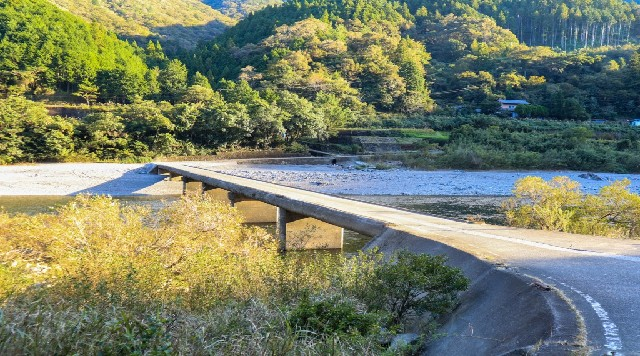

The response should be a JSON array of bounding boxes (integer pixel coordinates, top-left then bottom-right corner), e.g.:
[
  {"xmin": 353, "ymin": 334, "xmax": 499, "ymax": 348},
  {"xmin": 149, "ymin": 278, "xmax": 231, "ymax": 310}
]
[{"xmin": 156, "ymin": 162, "xmax": 640, "ymax": 355}]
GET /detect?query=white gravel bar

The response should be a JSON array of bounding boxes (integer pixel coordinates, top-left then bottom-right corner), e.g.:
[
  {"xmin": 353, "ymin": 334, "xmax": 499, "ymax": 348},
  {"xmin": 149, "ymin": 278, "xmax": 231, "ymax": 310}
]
[{"xmin": 2, "ymin": 161, "xmax": 640, "ymax": 196}]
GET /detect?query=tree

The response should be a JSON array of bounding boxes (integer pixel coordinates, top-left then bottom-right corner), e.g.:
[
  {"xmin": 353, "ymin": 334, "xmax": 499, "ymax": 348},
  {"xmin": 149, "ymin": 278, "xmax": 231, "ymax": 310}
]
[
  {"xmin": 515, "ymin": 104, "xmax": 548, "ymax": 118},
  {"xmin": 191, "ymin": 71, "xmax": 212, "ymax": 89},
  {"xmin": 159, "ymin": 59, "xmax": 188, "ymax": 103},
  {"xmin": 396, "ymin": 38, "xmax": 434, "ymax": 113},
  {"xmin": 117, "ymin": 101, "xmax": 175, "ymax": 146},
  {"xmin": 0, "ymin": 97, "xmax": 75, "ymax": 163},
  {"xmin": 74, "ymin": 81, "xmax": 99, "ymax": 105},
  {"xmin": 277, "ymin": 91, "xmax": 326, "ymax": 141},
  {"xmin": 358, "ymin": 45, "xmax": 406, "ymax": 110},
  {"xmin": 181, "ymin": 85, "xmax": 217, "ymax": 104},
  {"xmin": 81, "ymin": 112, "xmax": 133, "ymax": 160},
  {"xmin": 190, "ymin": 93, "xmax": 251, "ymax": 147}
]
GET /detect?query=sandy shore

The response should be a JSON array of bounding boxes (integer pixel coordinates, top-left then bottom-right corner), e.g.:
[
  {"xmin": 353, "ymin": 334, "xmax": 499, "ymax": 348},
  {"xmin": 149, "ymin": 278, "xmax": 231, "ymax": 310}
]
[{"xmin": 2, "ymin": 161, "xmax": 640, "ymax": 196}]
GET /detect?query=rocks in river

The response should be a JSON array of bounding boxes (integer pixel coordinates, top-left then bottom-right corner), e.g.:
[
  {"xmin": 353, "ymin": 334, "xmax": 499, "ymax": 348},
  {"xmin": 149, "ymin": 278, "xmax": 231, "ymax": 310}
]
[{"xmin": 578, "ymin": 173, "xmax": 604, "ymax": 181}]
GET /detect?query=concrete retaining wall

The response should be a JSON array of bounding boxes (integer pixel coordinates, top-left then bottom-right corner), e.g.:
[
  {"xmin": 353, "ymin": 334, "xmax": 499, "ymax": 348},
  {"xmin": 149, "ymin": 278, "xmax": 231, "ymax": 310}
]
[{"xmin": 367, "ymin": 229, "xmax": 582, "ymax": 355}]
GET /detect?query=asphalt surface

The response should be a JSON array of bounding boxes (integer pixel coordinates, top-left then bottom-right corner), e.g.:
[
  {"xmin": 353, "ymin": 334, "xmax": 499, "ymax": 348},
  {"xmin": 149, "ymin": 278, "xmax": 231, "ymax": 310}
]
[{"xmin": 159, "ymin": 162, "xmax": 640, "ymax": 355}]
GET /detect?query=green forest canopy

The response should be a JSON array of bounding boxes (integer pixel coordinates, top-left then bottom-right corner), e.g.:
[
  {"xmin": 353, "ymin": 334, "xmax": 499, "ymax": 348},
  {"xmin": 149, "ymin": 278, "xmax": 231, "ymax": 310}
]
[{"xmin": 3, "ymin": 0, "xmax": 640, "ymax": 166}]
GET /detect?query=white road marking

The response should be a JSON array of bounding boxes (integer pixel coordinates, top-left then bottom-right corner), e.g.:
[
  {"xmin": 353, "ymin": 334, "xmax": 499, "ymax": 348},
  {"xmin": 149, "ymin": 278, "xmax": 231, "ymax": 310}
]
[
  {"xmin": 389, "ymin": 216, "xmax": 640, "ymax": 263},
  {"xmin": 549, "ymin": 277, "xmax": 623, "ymax": 354}
]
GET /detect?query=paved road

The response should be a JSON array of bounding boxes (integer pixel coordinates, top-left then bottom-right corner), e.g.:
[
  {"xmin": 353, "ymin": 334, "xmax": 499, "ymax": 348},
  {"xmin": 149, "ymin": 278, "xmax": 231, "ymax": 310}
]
[{"xmin": 158, "ymin": 162, "xmax": 640, "ymax": 355}]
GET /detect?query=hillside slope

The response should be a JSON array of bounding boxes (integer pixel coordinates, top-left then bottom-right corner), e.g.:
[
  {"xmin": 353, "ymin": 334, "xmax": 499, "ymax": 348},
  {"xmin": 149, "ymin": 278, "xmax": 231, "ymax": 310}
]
[
  {"xmin": 47, "ymin": 0, "xmax": 235, "ymax": 47},
  {"xmin": 203, "ymin": 0, "xmax": 282, "ymax": 19},
  {"xmin": 0, "ymin": 0, "xmax": 149, "ymax": 92},
  {"xmin": 187, "ymin": 0, "xmax": 640, "ymax": 119}
]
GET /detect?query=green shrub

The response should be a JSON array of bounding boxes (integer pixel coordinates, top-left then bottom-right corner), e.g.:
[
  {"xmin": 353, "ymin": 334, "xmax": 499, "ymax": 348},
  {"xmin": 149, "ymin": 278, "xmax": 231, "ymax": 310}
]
[
  {"xmin": 505, "ymin": 176, "xmax": 640, "ymax": 238},
  {"xmin": 356, "ymin": 251, "xmax": 469, "ymax": 324},
  {"xmin": 289, "ymin": 296, "xmax": 380, "ymax": 337},
  {"xmin": 0, "ymin": 196, "xmax": 469, "ymax": 354}
]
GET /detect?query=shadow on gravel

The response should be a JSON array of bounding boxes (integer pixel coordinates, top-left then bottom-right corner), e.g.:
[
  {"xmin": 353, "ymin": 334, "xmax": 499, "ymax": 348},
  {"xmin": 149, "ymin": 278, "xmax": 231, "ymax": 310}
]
[{"xmin": 71, "ymin": 164, "xmax": 170, "ymax": 196}]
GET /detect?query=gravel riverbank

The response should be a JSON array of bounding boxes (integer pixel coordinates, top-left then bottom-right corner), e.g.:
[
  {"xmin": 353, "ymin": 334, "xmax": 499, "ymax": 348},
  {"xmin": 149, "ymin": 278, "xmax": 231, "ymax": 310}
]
[
  {"xmin": 2, "ymin": 161, "xmax": 640, "ymax": 196},
  {"xmin": 206, "ymin": 162, "xmax": 640, "ymax": 196}
]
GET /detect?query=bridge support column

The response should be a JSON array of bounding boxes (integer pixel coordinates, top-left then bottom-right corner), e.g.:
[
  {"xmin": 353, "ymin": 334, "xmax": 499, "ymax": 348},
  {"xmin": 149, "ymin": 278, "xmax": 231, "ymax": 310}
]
[
  {"xmin": 154, "ymin": 167, "xmax": 170, "ymax": 175},
  {"xmin": 276, "ymin": 208, "xmax": 343, "ymax": 251},
  {"xmin": 202, "ymin": 184, "xmax": 233, "ymax": 204},
  {"xmin": 182, "ymin": 178, "xmax": 203, "ymax": 195},
  {"xmin": 154, "ymin": 167, "xmax": 182, "ymax": 181},
  {"xmin": 229, "ymin": 193, "xmax": 278, "ymax": 224}
]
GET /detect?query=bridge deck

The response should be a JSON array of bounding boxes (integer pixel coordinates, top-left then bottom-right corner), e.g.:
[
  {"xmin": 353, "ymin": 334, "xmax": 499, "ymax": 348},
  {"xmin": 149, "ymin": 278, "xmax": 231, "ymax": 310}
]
[{"xmin": 155, "ymin": 162, "xmax": 640, "ymax": 354}]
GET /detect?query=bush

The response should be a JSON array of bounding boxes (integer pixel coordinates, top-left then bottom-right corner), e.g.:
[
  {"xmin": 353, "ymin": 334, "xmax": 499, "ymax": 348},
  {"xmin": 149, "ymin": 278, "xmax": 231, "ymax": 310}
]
[
  {"xmin": 356, "ymin": 251, "xmax": 469, "ymax": 324},
  {"xmin": 289, "ymin": 296, "xmax": 381, "ymax": 337},
  {"xmin": 504, "ymin": 176, "xmax": 640, "ymax": 238}
]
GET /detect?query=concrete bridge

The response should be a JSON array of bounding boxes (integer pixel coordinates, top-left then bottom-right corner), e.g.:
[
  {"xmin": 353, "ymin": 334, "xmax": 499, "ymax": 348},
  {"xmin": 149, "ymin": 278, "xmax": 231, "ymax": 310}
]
[{"xmin": 154, "ymin": 162, "xmax": 640, "ymax": 355}]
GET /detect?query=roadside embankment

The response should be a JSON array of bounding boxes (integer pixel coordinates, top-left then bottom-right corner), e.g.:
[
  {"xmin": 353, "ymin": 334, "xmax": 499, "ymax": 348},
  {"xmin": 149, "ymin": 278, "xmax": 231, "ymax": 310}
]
[{"xmin": 367, "ymin": 228, "xmax": 584, "ymax": 355}]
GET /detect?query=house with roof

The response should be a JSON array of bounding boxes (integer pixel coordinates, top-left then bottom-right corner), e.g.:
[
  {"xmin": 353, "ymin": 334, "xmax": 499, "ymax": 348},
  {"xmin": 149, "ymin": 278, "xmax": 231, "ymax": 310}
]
[
  {"xmin": 499, "ymin": 99, "xmax": 529, "ymax": 111},
  {"xmin": 498, "ymin": 99, "xmax": 530, "ymax": 118}
]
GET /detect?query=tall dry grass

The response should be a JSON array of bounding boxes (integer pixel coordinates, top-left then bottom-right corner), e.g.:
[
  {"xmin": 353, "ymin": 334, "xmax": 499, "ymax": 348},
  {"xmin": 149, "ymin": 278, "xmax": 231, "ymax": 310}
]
[{"xmin": 0, "ymin": 195, "xmax": 467, "ymax": 354}]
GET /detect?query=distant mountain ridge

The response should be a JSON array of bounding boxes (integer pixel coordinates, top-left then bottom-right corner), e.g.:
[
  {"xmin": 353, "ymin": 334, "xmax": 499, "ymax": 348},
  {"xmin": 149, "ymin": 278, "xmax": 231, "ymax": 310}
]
[
  {"xmin": 203, "ymin": 0, "xmax": 283, "ymax": 19},
  {"xmin": 47, "ymin": 0, "xmax": 236, "ymax": 48}
]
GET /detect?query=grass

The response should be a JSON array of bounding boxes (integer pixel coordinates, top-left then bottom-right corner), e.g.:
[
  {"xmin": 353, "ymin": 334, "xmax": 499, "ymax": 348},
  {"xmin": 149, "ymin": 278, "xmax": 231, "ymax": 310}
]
[{"xmin": 0, "ymin": 195, "xmax": 468, "ymax": 354}]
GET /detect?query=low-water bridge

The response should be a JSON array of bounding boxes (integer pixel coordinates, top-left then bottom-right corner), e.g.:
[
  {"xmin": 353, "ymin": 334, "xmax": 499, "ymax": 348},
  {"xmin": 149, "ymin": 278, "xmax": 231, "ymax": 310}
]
[{"xmin": 154, "ymin": 162, "xmax": 640, "ymax": 355}]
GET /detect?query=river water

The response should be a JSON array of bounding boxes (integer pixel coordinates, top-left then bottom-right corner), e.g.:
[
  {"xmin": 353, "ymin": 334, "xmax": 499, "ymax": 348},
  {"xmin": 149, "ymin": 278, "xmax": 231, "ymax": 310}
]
[{"xmin": 0, "ymin": 195, "xmax": 509, "ymax": 253}]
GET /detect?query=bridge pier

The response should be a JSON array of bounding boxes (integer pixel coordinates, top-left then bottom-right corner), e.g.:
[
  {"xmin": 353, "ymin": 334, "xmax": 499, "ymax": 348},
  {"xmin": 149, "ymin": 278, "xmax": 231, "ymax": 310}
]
[
  {"xmin": 183, "ymin": 178, "xmax": 203, "ymax": 195},
  {"xmin": 202, "ymin": 184, "xmax": 233, "ymax": 204},
  {"xmin": 229, "ymin": 192, "xmax": 278, "ymax": 224},
  {"xmin": 277, "ymin": 208, "xmax": 344, "ymax": 251},
  {"xmin": 155, "ymin": 167, "xmax": 183, "ymax": 182}
]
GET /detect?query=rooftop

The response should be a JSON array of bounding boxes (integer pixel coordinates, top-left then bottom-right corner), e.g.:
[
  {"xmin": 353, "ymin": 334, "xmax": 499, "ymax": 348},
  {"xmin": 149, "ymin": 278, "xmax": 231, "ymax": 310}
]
[{"xmin": 499, "ymin": 99, "xmax": 530, "ymax": 105}]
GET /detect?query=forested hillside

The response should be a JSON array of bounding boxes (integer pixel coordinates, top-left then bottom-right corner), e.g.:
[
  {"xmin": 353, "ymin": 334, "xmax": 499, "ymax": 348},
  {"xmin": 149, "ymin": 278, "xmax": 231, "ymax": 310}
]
[
  {"xmin": 47, "ymin": 0, "xmax": 235, "ymax": 47},
  {"xmin": 187, "ymin": 0, "xmax": 640, "ymax": 119},
  {"xmin": 3, "ymin": 0, "xmax": 640, "ymax": 166},
  {"xmin": 203, "ymin": 0, "xmax": 283, "ymax": 19},
  {"xmin": 0, "ymin": 0, "xmax": 151, "ymax": 98},
  {"xmin": 403, "ymin": 0, "xmax": 639, "ymax": 50}
]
